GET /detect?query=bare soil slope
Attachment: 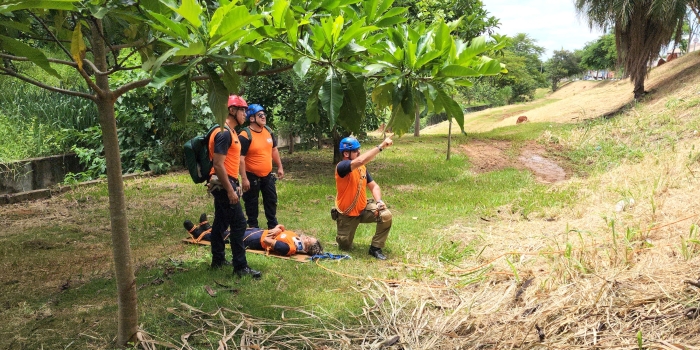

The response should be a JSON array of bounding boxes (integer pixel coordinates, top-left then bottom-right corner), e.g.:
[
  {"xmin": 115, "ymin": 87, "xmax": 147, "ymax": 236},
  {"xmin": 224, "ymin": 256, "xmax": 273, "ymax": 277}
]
[{"xmin": 422, "ymin": 52, "xmax": 700, "ymax": 133}]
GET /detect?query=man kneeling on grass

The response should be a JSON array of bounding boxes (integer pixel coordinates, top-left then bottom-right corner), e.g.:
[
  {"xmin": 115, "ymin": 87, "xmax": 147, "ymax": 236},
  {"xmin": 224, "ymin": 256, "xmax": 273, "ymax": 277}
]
[{"xmin": 184, "ymin": 214, "xmax": 323, "ymax": 257}]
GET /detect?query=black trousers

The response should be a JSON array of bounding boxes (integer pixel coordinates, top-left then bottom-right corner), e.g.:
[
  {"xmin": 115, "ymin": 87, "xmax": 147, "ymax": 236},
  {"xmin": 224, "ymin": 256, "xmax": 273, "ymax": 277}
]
[
  {"xmin": 242, "ymin": 172, "xmax": 278, "ymax": 229},
  {"xmin": 210, "ymin": 178, "xmax": 248, "ymax": 270}
]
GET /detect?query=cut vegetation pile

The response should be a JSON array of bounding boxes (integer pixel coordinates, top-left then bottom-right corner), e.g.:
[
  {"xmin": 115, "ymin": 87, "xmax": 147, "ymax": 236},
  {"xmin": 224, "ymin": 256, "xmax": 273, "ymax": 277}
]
[{"xmin": 2, "ymin": 54, "xmax": 700, "ymax": 349}]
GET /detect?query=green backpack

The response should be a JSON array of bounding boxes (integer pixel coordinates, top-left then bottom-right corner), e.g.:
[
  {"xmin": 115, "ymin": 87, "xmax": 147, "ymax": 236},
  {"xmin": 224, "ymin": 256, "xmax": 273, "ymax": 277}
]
[{"xmin": 183, "ymin": 124, "xmax": 229, "ymax": 183}]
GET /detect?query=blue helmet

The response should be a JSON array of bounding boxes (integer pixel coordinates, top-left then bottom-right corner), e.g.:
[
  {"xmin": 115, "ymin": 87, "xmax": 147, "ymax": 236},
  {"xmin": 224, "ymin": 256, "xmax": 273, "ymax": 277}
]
[
  {"xmin": 339, "ymin": 136, "xmax": 361, "ymax": 152},
  {"xmin": 246, "ymin": 104, "xmax": 265, "ymax": 119}
]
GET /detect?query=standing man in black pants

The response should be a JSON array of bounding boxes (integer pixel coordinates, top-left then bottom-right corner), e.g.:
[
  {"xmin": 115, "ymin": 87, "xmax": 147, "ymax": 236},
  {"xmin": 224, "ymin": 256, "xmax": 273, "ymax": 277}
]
[
  {"xmin": 206, "ymin": 95, "xmax": 261, "ymax": 279},
  {"xmin": 239, "ymin": 104, "xmax": 284, "ymax": 229}
]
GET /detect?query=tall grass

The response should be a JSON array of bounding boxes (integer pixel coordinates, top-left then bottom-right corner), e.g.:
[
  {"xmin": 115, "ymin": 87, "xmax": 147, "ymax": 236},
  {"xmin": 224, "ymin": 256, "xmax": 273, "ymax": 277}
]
[
  {"xmin": 0, "ymin": 79, "xmax": 97, "ymax": 131},
  {"xmin": 0, "ymin": 76, "xmax": 97, "ymax": 162}
]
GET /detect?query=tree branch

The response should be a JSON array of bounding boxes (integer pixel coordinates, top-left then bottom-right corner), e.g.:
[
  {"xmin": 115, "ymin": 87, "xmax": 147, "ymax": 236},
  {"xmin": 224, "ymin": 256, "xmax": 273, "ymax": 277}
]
[
  {"xmin": 0, "ymin": 67, "xmax": 96, "ymax": 101},
  {"xmin": 114, "ymin": 64, "xmax": 294, "ymax": 98},
  {"xmin": 239, "ymin": 64, "xmax": 294, "ymax": 76},
  {"xmin": 112, "ymin": 78, "xmax": 152, "ymax": 98},
  {"xmin": 0, "ymin": 52, "xmax": 103, "ymax": 94},
  {"xmin": 29, "ymin": 11, "xmax": 73, "ymax": 61}
]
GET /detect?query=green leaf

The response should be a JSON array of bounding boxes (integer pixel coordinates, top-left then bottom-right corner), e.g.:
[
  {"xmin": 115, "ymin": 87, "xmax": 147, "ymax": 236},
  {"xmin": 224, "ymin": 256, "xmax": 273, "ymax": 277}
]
[
  {"xmin": 293, "ymin": 57, "xmax": 312, "ymax": 79},
  {"xmin": 400, "ymin": 84, "xmax": 415, "ymax": 117},
  {"xmin": 174, "ymin": 0, "xmax": 202, "ymax": 28},
  {"xmin": 336, "ymin": 61, "xmax": 365, "ymax": 74},
  {"xmin": 209, "ymin": 1, "xmax": 237, "ymax": 34},
  {"xmin": 414, "ymin": 49, "xmax": 443, "ymax": 70},
  {"xmin": 221, "ymin": 63, "xmax": 241, "ymax": 95},
  {"xmin": 146, "ymin": 10, "xmax": 189, "ymax": 40},
  {"xmin": 374, "ymin": 0, "xmax": 394, "ymax": 21},
  {"xmin": 437, "ymin": 89, "xmax": 465, "ymax": 132},
  {"xmin": 335, "ymin": 21, "xmax": 376, "ymax": 52},
  {"xmin": 0, "ymin": 20, "xmax": 31, "ymax": 33},
  {"xmin": 210, "ymin": 6, "xmax": 258, "ymax": 47},
  {"xmin": 319, "ymin": 68, "xmax": 343, "ymax": 127},
  {"xmin": 438, "ymin": 65, "xmax": 479, "ymax": 77},
  {"xmin": 150, "ymin": 64, "xmax": 189, "ymax": 89},
  {"xmin": 371, "ymin": 83, "xmax": 393, "ymax": 110},
  {"xmin": 271, "ymin": 0, "xmax": 289, "ymax": 28},
  {"xmin": 285, "ymin": 7, "xmax": 299, "ymax": 43},
  {"xmin": 174, "ymin": 41, "xmax": 205, "ymax": 56},
  {"xmin": 374, "ymin": 16, "xmax": 406, "ymax": 28},
  {"xmin": 434, "ymin": 21, "xmax": 451, "ymax": 53},
  {"xmin": 331, "ymin": 15, "xmax": 344, "ymax": 43},
  {"xmin": 363, "ymin": 0, "xmax": 379, "ymax": 23},
  {"xmin": 0, "ymin": 35, "xmax": 60, "ymax": 79},
  {"xmin": 338, "ymin": 72, "xmax": 366, "ymax": 133},
  {"xmin": 457, "ymin": 36, "xmax": 488, "ymax": 64},
  {"xmin": 306, "ymin": 72, "xmax": 326, "ymax": 123},
  {"xmin": 0, "ymin": 0, "xmax": 76, "ymax": 12},
  {"xmin": 364, "ymin": 63, "xmax": 389, "ymax": 76},
  {"xmin": 338, "ymin": 93, "xmax": 362, "ymax": 133},
  {"xmin": 87, "ymin": 4, "xmax": 110, "ymax": 19},
  {"xmin": 206, "ymin": 65, "xmax": 230, "ymax": 127},
  {"xmin": 171, "ymin": 73, "xmax": 192, "ymax": 122},
  {"xmin": 336, "ymin": 42, "xmax": 367, "ymax": 59},
  {"xmin": 320, "ymin": 0, "xmax": 341, "ymax": 10},
  {"xmin": 237, "ymin": 44, "xmax": 272, "ymax": 65},
  {"xmin": 386, "ymin": 95, "xmax": 412, "ymax": 136}
]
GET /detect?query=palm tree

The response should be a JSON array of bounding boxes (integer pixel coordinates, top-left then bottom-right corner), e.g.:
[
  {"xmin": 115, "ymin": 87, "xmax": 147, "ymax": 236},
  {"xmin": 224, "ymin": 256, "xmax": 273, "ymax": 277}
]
[{"xmin": 575, "ymin": 0, "xmax": 688, "ymax": 99}]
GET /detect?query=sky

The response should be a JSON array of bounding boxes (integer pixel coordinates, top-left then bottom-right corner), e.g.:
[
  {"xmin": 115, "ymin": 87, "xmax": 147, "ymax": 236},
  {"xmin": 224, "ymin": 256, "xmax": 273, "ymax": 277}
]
[{"xmin": 482, "ymin": 0, "xmax": 605, "ymax": 59}]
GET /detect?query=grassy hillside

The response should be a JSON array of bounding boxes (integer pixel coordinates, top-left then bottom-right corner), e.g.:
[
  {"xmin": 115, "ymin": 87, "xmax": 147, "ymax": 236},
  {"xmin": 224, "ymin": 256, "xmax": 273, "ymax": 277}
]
[{"xmin": 1, "ymin": 52, "xmax": 700, "ymax": 348}]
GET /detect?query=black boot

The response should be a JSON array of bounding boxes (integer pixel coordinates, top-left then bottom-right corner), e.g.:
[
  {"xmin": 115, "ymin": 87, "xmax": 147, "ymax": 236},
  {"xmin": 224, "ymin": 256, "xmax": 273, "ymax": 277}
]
[
  {"xmin": 183, "ymin": 220, "xmax": 195, "ymax": 232},
  {"xmin": 199, "ymin": 213, "xmax": 211, "ymax": 231},
  {"xmin": 368, "ymin": 246, "xmax": 387, "ymax": 260},
  {"xmin": 183, "ymin": 219, "xmax": 204, "ymax": 239},
  {"xmin": 234, "ymin": 266, "xmax": 262, "ymax": 279}
]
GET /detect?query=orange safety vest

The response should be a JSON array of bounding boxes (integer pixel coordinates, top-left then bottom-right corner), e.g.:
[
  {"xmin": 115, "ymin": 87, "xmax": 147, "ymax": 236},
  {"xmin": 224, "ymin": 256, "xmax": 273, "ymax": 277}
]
[
  {"xmin": 260, "ymin": 230, "xmax": 301, "ymax": 256},
  {"xmin": 240, "ymin": 127, "xmax": 274, "ymax": 177},
  {"xmin": 208, "ymin": 126, "xmax": 241, "ymax": 179},
  {"xmin": 335, "ymin": 165, "xmax": 367, "ymax": 217}
]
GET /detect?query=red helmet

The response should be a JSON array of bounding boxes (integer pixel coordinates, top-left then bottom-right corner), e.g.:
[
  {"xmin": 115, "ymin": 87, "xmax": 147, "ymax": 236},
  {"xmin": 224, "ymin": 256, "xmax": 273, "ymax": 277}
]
[{"xmin": 228, "ymin": 95, "xmax": 248, "ymax": 108}]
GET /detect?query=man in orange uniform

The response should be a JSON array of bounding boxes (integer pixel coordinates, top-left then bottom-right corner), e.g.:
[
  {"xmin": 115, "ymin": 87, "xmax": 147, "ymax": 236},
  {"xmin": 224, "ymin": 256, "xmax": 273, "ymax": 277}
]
[
  {"xmin": 239, "ymin": 104, "xmax": 284, "ymax": 229},
  {"xmin": 334, "ymin": 136, "xmax": 393, "ymax": 260},
  {"xmin": 207, "ymin": 95, "xmax": 261, "ymax": 279}
]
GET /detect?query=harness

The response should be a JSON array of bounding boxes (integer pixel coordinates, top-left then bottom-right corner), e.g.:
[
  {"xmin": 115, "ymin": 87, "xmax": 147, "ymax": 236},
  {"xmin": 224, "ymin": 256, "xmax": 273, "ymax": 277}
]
[
  {"xmin": 186, "ymin": 222, "xmax": 212, "ymax": 243},
  {"xmin": 338, "ymin": 168, "xmax": 365, "ymax": 216}
]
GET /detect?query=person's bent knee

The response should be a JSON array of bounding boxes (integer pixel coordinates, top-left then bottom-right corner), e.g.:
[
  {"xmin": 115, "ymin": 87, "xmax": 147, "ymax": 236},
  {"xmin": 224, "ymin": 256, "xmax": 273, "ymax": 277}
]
[
  {"xmin": 378, "ymin": 209, "xmax": 392, "ymax": 223},
  {"xmin": 336, "ymin": 235, "xmax": 353, "ymax": 250}
]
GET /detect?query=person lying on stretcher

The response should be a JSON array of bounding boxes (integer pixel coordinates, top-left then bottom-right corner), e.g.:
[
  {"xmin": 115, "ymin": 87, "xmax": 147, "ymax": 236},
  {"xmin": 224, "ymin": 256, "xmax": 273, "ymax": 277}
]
[{"xmin": 184, "ymin": 214, "xmax": 323, "ymax": 256}]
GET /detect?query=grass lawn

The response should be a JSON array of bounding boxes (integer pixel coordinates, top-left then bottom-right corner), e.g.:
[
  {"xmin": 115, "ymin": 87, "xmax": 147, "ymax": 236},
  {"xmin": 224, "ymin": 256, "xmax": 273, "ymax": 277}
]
[{"xmin": 0, "ymin": 131, "xmax": 579, "ymax": 348}]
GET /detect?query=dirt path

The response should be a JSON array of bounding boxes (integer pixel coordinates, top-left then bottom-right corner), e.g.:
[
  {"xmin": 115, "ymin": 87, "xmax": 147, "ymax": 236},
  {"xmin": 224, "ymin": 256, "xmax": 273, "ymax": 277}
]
[{"xmin": 459, "ymin": 140, "xmax": 570, "ymax": 183}]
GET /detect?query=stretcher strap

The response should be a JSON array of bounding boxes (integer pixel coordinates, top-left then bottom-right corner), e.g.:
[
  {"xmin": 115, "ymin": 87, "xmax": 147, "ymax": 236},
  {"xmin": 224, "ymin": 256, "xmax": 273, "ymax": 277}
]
[{"xmin": 195, "ymin": 228, "xmax": 211, "ymax": 243}]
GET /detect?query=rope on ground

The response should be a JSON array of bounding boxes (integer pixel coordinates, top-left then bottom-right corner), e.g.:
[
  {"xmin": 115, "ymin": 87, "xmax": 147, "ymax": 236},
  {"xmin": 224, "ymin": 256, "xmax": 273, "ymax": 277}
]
[{"xmin": 646, "ymin": 212, "xmax": 700, "ymax": 232}]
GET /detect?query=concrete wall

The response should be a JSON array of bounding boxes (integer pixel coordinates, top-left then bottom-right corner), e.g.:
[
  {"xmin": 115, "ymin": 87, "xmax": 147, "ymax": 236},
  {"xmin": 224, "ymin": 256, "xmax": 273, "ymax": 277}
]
[{"xmin": 0, "ymin": 154, "xmax": 83, "ymax": 195}]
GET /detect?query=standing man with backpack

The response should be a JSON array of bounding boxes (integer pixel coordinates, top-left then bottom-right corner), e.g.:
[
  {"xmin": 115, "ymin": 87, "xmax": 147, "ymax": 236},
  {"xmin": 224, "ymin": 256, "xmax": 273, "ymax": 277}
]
[
  {"xmin": 334, "ymin": 136, "xmax": 394, "ymax": 260},
  {"xmin": 207, "ymin": 95, "xmax": 261, "ymax": 279},
  {"xmin": 239, "ymin": 104, "xmax": 284, "ymax": 229}
]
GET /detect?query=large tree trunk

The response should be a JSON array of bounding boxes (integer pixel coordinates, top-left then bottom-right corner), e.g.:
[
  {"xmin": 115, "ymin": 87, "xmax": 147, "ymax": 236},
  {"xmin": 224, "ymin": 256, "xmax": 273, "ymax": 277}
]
[
  {"xmin": 633, "ymin": 76, "xmax": 646, "ymax": 99},
  {"xmin": 333, "ymin": 129, "xmax": 343, "ymax": 163},
  {"xmin": 90, "ymin": 20, "xmax": 138, "ymax": 346},
  {"xmin": 288, "ymin": 132, "xmax": 295, "ymax": 154}
]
